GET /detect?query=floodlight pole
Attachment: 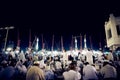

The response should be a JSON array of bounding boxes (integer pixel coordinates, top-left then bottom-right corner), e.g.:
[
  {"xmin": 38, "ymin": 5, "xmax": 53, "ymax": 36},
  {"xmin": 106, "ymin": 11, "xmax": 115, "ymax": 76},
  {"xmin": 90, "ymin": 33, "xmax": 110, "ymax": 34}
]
[{"xmin": 3, "ymin": 26, "xmax": 14, "ymax": 51}]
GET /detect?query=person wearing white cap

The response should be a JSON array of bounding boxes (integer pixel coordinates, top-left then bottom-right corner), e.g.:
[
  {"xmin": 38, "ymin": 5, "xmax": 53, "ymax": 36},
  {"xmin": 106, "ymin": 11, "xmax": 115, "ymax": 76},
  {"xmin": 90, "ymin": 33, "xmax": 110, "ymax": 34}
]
[{"xmin": 26, "ymin": 61, "xmax": 45, "ymax": 80}]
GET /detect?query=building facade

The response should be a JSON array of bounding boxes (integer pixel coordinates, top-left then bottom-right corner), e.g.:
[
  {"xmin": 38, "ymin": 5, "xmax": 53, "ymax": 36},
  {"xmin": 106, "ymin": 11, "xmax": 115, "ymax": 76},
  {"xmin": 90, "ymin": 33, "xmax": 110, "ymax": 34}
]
[{"xmin": 105, "ymin": 14, "xmax": 120, "ymax": 50}]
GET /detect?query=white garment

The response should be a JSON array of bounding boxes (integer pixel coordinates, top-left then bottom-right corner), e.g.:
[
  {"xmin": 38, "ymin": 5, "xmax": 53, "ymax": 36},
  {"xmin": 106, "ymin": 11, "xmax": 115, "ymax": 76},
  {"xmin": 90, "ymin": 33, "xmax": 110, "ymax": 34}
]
[
  {"xmin": 19, "ymin": 52, "xmax": 26, "ymax": 61},
  {"xmin": 63, "ymin": 52, "xmax": 68, "ymax": 67},
  {"xmin": 55, "ymin": 61, "xmax": 62, "ymax": 69},
  {"xmin": 107, "ymin": 52, "xmax": 114, "ymax": 61},
  {"xmin": 100, "ymin": 64, "xmax": 117, "ymax": 79},
  {"xmin": 77, "ymin": 61, "xmax": 83, "ymax": 67},
  {"xmin": 39, "ymin": 60, "xmax": 46, "ymax": 69},
  {"xmin": 10, "ymin": 51, "xmax": 15, "ymax": 58},
  {"xmin": 81, "ymin": 54, "xmax": 86, "ymax": 61},
  {"xmin": 86, "ymin": 51, "xmax": 93, "ymax": 64},
  {"xmin": 17, "ymin": 65, "xmax": 27, "ymax": 74},
  {"xmin": 63, "ymin": 52, "xmax": 68, "ymax": 61},
  {"xmin": 83, "ymin": 65, "xmax": 98, "ymax": 80},
  {"xmin": 63, "ymin": 70, "xmax": 81, "ymax": 80},
  {"xmin": 98, "ymin": 51, "xmax": 103, "ymax": 61}
]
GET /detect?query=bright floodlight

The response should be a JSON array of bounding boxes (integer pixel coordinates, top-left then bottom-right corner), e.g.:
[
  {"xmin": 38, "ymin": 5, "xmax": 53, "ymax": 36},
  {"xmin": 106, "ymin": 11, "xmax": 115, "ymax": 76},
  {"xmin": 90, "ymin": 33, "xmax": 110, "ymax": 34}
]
[
  {"xmin": 9, "ymin": 26, "xmax": 14, "ymax": 29},
  {"xmin": 37, "ymin": 38, "xmax": 39, "ymax": 41},
  {"xmin": 6, "ymin": 47, "xmax": 12, "ymax": 51},
  {"xmin": 5, "ymin": 26, "xmax": 14, "ymax": 29},
  {"xmin": 35, "ymin": 38, "xmax": 39, "ymax": 51},
  {"xmin": 15, "ymin": 50, "xmax": 19, "ymax": 54},
  {"xmin": 0, "ymin": 28, "xmax": 3, "ymax": 30}
]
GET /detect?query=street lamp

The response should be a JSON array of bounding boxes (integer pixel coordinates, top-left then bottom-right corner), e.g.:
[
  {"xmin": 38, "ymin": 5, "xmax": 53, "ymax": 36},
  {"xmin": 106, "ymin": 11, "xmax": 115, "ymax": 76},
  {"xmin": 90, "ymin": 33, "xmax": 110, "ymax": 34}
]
[{"xmin": 0, "ymin": 26, "xmax": 14, "ymax": 51}]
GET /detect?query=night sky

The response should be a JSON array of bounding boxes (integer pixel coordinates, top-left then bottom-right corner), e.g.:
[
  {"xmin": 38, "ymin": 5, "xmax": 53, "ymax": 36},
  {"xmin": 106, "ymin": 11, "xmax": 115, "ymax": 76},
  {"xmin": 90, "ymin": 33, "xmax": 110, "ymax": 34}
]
[{"xmin": 0, "ymin": 1, "xmax": 120, "ymax": 50}]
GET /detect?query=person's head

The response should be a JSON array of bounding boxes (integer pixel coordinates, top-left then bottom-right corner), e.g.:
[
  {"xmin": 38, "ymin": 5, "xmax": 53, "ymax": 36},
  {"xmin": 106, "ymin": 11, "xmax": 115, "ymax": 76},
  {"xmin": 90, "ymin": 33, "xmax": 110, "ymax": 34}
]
[
  {"xmin": 69, "ymin": 62, "xmax": 76, "ymax": 70},
  {"xmin": 72, "ymin": 61, "xmax": 77, "ymax": 66},
  {"xmin": 9, "ymin": 59, "xmax": 17, "ymax": 67},
  {"xmin": 84, "ymin": 62, "xmax": 89, "ymax": 66},
  {"xmin": 38, "ymin": 55, "xmax": 43, "ymax": 61},
  {"xmin": 88, "ymin": 48, "xmax": 91, "ymax": 51},
  {"xmin": 78, "ymin": 52, "xmax": 81, "ymax": 55},
  {"xmin": 51, "ymin": 57, "xmax": 53, "ymax": 61},
  {"xmin": 1, "ymin": 60, "xmax": 8, "ymax": 68},
  {"xmin": 33, "ymin": 61, "xmax": 40, "ymax": 67},
  {"xmin": 91, "ymin": 64, "xmax": 95, "ymax": 67},
  {"xmin": 103, "ymin": 61, "xmax": 109, "ymax": 66},
  {"xmin": 28, "ymin": 56, "xmax": 33, "ymax": 61},
  {"xmin": 46, "ymin": 56, "xmax": 50, "ymax": 61}
]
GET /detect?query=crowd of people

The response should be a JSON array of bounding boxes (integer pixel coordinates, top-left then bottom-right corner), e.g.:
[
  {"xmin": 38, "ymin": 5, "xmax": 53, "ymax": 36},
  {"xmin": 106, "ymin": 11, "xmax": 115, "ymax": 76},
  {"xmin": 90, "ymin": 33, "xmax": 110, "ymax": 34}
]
[{"xmin": 0, "ymin": 47, "xmax": 120, "ymax": 80}]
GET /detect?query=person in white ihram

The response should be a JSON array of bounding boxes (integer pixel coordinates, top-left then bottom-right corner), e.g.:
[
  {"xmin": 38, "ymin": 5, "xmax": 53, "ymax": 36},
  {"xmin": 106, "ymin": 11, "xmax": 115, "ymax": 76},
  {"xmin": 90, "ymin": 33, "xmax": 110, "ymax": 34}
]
[
  {"xmin": 63, "ymin": 62, "xmax": 81, "ymax": 80},
  {"xmin": 83, "ymin": 62, "xmax": 98, "ymax": 80},
  {"xmin": 85, "ymin": 48, "xmax": 93, "ymax": 65}
]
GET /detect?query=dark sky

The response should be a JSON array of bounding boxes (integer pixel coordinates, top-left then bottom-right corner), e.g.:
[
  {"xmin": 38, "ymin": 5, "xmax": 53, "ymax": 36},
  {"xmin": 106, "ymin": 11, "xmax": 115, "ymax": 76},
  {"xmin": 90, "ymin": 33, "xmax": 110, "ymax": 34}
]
[{"xmin": 0, "ymin": 1, "xmax": 120, "ymax": 50}]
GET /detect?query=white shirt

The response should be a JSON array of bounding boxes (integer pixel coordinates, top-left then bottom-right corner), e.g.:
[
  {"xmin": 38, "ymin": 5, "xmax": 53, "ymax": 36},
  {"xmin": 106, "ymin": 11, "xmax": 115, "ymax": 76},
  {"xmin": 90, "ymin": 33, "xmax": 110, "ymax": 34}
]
[
  {"xmin": 63, "ymin": 70, "xmax": 81, "ymax": 80},
  {"xmin": 10, "ymin": 51, "xmax": 15, "ymax": 58},
  {"xmin": 55, "ymin": 61, "xmax": 62, "ymax": 69},
  {"xmin": 19, "ymin": 52, "xmax": 26, "ymax": 61},
  {"xmin": 83, "ymin": 65, "xmax": 98, "ymax": 80},
  {"xmin": 85, "ymin": 51, "xmax": 93, "ymax": 64},
  {"xmin": 100, "ymin": 64, "xmax": 117, "ymax": 79}
]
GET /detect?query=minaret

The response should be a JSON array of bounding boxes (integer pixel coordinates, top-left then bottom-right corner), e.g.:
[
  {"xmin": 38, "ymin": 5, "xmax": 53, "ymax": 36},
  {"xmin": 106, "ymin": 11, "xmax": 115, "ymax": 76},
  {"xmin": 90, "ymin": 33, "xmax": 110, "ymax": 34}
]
[
  {"xmin": 61, "ymin": 36, "xmax": 64, "ymax": 51},
  {"xmin": 75, "ymin": 37, "xmax": 78, "ymax": 50},
  {"xmin": 17, "ymin": 29, "xmax": 20, "ymax": 48},
  {"xmin": 29, "ymin": 29, "xmax": 32, "ymax": 48},
  {"xmin": 80, "ymin": 34, "xmax": 82, "ymax": 50},
  {"xmin": 41, "ymin": 34, "xmax": 45, "ymax": 50},
  {"xmin": 35, "ymin": 38, "xmax": 39, "ymax": 51},
  {"xmin": 84, "ymin": 34, "xmax": 87, "ymax": 49},
  {"xmin": 51, "ymin": 34, "xmax": 54, "ymax": 51},
  {"xmin": 89, "ymin": 36, "xmax": 92, "ymax": 49},
  {"xmin": 70, "ymin": 35, "xmax": 74, "ymax": 51}
]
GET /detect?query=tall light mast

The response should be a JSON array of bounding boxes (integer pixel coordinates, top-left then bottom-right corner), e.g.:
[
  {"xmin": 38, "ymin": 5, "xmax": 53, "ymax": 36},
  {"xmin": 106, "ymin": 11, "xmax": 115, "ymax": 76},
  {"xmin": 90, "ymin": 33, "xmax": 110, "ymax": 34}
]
[
  {"xmin": 35, "ymin": 38, "xmax": 39, "ymax": 51},
  {"xmin": 84, "ymin": 34, "xmax": 87, "ymax": 49},
  {"xmin": 75, "ymin": 37, "xmax": 77, "ymax": 50},
  {"xmin": 72, "ymin": 35, "xmax": 81, "ymax": 50},
  {"xmin": 0, "ymin": 26, "xmax": 14, "ymax": 51}
]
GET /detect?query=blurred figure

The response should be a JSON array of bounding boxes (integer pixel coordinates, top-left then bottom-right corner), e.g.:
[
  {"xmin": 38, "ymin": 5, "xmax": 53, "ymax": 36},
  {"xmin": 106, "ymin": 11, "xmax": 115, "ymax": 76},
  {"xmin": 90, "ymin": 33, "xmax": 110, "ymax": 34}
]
[
  {"xmin": 26, "ymin": 61, "xmax": 45, "ymax": 80},
  {"xmin": 54, "ymin": 56, "xmax": 62, "ymax": 70},
  {"xmin": 100, "ymin": 61, "xmax": 117, "ymax": 80},
  {"xmin": 19, "ymin": 50, "xmax": 26, "ymax": 62},
  {"xmin": 0, "ymin": 59, "xmax": 17, "ymax": 80},
  {"xmin": 107, "ymin": 50, "xmax": 114, "ymax": 61},
  {"xmin": 85, "ymin": 49, "xmax": 93, "ymax": 65},
  {"xmin": 44, "ymin": 67, "xmax": 55, "ymax": 80},
  {"xmin": 15, "ymin": 60, "xmax": 27, "ymax": 79},
  {"xmin": 78, "ymin": 52, "xmax": 81, "ymax": 60},
  {"xmin": 83, "ymin": 62, "xmax": 98, "ymax": 80},
  {"xmin": 63, "ymin": 62, "xmax": 81, "ymax": 80}
]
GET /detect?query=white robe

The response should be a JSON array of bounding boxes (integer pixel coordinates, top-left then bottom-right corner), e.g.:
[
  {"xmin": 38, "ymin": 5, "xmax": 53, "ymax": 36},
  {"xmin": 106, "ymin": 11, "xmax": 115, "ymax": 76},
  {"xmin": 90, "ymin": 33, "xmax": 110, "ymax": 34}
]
[
  {"xmin": 86, "ymin": 51, "xmax": 93, "ymax": 64},
  {"xmin": 63, "ymin": 70, "xmax": 81, "ymax": 80},
  {"xmin": 83, "ymin": 65, "xmax": 98, "ymax": 80}
]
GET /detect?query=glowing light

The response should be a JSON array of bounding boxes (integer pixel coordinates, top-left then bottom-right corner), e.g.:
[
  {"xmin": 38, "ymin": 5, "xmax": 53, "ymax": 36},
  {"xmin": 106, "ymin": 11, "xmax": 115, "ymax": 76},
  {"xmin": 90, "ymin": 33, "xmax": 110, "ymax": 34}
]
[
  {"xmin": 5, "ymin": 51, "xmax": 8, "ymax": 54},
  {"xmin": 75, "ymin": 38, "xmax": 78, "ymax": 50},
  {"xmin": 35, "ymin": 38, "xmax": 39, "ymax": 51},
  {"xmin": 6, "ymin": 47, "xmax": 12, "ymax": 51},
  {"xmin": 15, "ymin": 50, "xmax": 19, "ymax": 54},
  {"xmin": 81, "ymin": 49, "xmax": 88, "ymax": 55}
]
